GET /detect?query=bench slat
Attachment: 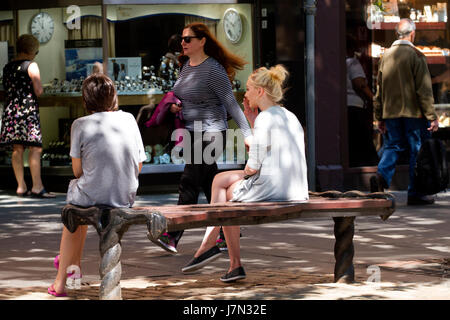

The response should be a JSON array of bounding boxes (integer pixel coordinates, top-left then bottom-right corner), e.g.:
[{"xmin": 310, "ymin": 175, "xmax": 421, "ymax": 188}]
[{"xmin": 129, "ymin": 197, "xmax": 393, "ymax": 231}]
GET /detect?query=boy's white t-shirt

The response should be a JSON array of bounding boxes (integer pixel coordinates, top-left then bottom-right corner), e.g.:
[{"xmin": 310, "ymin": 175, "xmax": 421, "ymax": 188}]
[{"xmin": 67, "ymin": 110, "xmax": 146, "ymax": 208}]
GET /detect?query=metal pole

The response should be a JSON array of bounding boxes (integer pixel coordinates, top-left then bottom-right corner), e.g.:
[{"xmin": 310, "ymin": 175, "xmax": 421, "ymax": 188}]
[
  {"xmin": 304, "ymin": 0, "xmax": 316, "ymax": 191},
  {"xmin": 102, "ymin": 3, "xmax": 109, "ymax": 76}
]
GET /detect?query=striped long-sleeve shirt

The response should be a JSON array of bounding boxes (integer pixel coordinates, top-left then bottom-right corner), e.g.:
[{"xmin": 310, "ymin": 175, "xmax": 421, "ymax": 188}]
[{"xmin": 172, "ymin": 57, "xmax": 252, "ymax": 137}]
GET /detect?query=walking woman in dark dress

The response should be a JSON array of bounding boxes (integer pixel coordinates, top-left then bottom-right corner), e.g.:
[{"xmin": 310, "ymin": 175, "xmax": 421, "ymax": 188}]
[{"xmin": 0, "ymin": 34, "xmax": 54, "ymax": 198}]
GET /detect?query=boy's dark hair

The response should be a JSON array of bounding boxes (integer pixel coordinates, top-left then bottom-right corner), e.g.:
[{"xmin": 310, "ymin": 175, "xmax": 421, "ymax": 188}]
[{"xmin": 82, "ymin": 73, "xmax": 118, "ymax": 113}]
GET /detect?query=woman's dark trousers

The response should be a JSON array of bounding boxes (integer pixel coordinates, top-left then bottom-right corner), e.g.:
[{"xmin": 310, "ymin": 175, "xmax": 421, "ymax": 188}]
[{"xmin": 169, "ymin": 130, "xmax": 226, "ymax": 247}]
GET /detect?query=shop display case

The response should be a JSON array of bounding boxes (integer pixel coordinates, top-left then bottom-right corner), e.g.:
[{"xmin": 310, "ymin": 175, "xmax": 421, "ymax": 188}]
[
  {"xmin": 22, "ymin": 90, "xmax": 247, "ymax": 173},
  {"xmin": 436, "ymin": 104, "xmax": 450, "ymax": 127},
  {"xmin": 434, "ymin": 104, "xmax": 450, "ymax": 142},
  {"xmin": 344, "ymin": 0, "xmax": 449, "ymax": 171},
  {"xmin": 367, "ymin": 0, "xmax": 450, "ymax": 138},
  {"xmin": 368, "ymin": 2, "xmax": 449, "ymax": 70},
  {"xmin": 0, "ymin": 90, "xmax": 247, "ymax": 176},
  {"xmin": 0, "ymin": 3, "xmax": 254, "ymax": 178}
]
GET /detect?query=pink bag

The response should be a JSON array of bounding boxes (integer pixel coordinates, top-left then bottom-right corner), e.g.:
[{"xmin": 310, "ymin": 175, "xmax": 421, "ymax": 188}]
[{"xmin": 145, "ymin": 91, "xmax": 185, "ymax": 147}]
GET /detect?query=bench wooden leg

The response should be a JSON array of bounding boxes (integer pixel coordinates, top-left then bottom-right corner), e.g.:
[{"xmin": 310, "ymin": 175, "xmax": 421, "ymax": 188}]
[
  {"xmin": 98, "ymin": 210, "xmax": 123, "ymax": 300},
  {"xmin": 99, "ymin": 238, "xmax": 122, "ymax": 299},
  {"xmin": 333, "ymin": 216, "xmax": 355, "ymax": 283},
  {"xmin": 61, "ymin": 205, "xmax": 167, "ymax": 300},
  {"xmin": 97, "ymin": 208, "xmax": 165, "ymax": 300}
]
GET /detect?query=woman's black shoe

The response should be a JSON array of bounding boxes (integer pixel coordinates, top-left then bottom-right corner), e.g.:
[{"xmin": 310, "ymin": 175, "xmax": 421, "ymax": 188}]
[
  {"xmin": 407, "ymin": 195, "xmax": 435, "ymax": 206},
  {"xmin": 182, "ymin": 246, "xmax": 222, "ymax": 273},
  {"xmin": 220, "ymin": 266, "xmax": 246, "ymax": 282}
]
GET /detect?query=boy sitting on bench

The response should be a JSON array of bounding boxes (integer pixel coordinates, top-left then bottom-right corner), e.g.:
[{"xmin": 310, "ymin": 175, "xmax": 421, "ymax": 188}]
[{"xmin": 48, "ymin": 73, "xmax": 146, "ymax": 297}]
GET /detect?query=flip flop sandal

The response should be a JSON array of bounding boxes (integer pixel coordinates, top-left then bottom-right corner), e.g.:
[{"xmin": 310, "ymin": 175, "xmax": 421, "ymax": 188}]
[
  {"xmin": 31, "ymin": 188, "xmax": 56, "ymax": 198},
  {"xmin": 48, "ymin": 284, "xmax": 67, "ymax": 297},
  {"xmin": 16, "ymin": 190, "xmax": 30, "ymax": 197},
  {"xmin": 53, "ymin": 255, "xmax": 60, "ymax": 269}
]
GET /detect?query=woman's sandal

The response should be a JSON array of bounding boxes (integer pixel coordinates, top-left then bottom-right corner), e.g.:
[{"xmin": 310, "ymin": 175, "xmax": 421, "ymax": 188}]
[
  {"xmin": 16, "ymin": 190, "xmax": 30, "ymax": 197},
  {"xmin": 47, "ymin": 284, "xmax": 67, "ymax": 297},
  {"xmin": 31, "ymin": 188, "xmax": 56, "ymax": 198},
  {"xmin": 53, "ymin": 255, "xmax": 60, "ymax": 269}
]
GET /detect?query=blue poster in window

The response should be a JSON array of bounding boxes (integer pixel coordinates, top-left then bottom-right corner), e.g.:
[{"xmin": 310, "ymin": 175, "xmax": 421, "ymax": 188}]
[{"xmin": 65, "ymin": 40, "xmax": 102, "ymax": 80}]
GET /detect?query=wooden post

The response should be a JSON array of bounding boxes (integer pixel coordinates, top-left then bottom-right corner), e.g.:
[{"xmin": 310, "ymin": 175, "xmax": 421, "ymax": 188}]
[
  {"xmin": 333, "ymin": 216, "xmax": 355, "ymax": 283},
  {"xmin": 13, "ymin": 10, "xmax": 18, "ymax": 46},
  {"xmin": 61, "ymin": 205, "xmax": 167, "ymax": 300},
  {"xmin": 97, "ymin": 209, "xmax": 123, "ymax": 300},
  {"xmin": 315, "ymin": 0, "xmax": 347, "ymax": 191}
]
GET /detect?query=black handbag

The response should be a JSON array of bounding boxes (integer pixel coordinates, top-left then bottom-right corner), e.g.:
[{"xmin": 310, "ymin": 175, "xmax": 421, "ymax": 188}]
[{"xmin": 414, "ymin": 138, "xmax": 449, "ymax": 195}]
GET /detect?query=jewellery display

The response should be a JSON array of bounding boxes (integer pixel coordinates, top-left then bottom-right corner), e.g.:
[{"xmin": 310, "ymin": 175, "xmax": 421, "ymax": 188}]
[
  {"xmin": 31, "ymin": 54, "xmax": 244, "ymax": 167},
  {"xmin": 41, "ymin": 140, "xmax": 71, "ymax": 166},
  {"xmin": 43, "ymin": 60, "xmax": 181, "ymax": 95}
]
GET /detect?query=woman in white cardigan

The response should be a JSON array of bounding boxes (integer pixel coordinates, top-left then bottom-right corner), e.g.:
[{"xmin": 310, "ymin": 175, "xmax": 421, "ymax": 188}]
[{"xmin": 182, "ymin": 64, "xmax": 309, "ymax": 282}]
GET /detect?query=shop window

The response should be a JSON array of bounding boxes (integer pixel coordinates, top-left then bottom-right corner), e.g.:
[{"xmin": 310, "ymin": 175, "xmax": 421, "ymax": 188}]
[
  {"xmin": 0, "ymin": 20, "xmax": 14, "ymax": 44},
  {"xmin": 255, "ymin": 1, "xmax": 306, "ymax": 126},
  {"xmin": 366, "ymin": 1, "xmax": 449, "ymax": 105},
  {"xmin": 0, "ymin": 19, "xmax": 15, "ymax": 76},
  {"xmin": 67, "ymin": 16, "xmax": 116, "ymax": 58},
  {"xmin": 345, "ymin": 0, "xmax": 450, "ymax": 168},
  {"xmin": 115, "ymin": 14, "xmax": 216, "ymax": 69}
]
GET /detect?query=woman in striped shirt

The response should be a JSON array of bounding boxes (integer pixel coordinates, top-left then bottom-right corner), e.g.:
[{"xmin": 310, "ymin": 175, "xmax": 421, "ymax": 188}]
[{"xmin": 156, "ymin": 23, "xmax": 252, "ymax": 253}]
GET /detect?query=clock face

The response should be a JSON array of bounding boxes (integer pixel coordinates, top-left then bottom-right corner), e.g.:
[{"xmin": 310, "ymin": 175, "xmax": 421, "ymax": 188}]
[
  {"xmin": 223, "ymin": 8, "xmax": 243, "ymax": 44},
  {"xmin": 31, "ymin": 12, "xmax": 54, "ymax": 44}
]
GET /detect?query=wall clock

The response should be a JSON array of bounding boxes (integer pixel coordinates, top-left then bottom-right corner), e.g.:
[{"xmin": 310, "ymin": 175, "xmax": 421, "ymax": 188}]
[
  {"xmin": 30, "ymin": 12, "xmax": 55, "ymax": 44},
  {"xmin": 223, "ymin": 8, "xmax": 243, "ymax": 44}
]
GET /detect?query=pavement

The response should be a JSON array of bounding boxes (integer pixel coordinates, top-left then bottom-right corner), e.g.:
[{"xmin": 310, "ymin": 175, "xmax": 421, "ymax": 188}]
[{"xmin": 0, "ymin": 188, "xmax": 449, "ymax": 300}]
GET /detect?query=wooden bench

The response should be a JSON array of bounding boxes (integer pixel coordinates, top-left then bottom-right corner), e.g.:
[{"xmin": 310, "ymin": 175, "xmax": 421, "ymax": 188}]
[{"xmin": 61, "ymin": 190, "xmax": 395, "ymax": 300}]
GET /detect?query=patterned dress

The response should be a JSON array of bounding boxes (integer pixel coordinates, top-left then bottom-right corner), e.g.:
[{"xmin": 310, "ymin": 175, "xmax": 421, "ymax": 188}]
[{"xmin": 0, "ymin": 60, "xmax": 42, "ymax": 148}]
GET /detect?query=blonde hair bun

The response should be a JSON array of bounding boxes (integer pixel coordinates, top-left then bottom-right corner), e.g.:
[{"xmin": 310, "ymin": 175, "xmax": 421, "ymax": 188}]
[
  {"xmin": 268, "ymin": 64, "xmax": 289, "ymax": 85},
  {"xmin": 249, "ymin": 64, "xmax": 289, "ymax": 103}
]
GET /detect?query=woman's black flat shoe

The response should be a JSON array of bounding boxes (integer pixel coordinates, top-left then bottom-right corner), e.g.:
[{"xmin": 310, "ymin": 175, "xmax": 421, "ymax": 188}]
[
  {"xmin": 220, "ymin": 266, "xmax": 246, "ymax": 283},
  {"xmin": 182, "ymin": 246, "xmax": 222, "ymax": 273}
]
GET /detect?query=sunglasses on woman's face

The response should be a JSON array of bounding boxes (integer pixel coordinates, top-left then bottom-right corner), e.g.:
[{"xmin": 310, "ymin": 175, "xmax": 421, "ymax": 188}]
[{"xmin": 181, "ymin": 36, "xmax": 201, "ymax": 44}]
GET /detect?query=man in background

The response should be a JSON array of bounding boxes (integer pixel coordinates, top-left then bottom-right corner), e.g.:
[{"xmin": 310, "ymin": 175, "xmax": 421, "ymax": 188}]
[{"xmin": 370, "ymin": 18, "xmax": 439, "ymax": 205}]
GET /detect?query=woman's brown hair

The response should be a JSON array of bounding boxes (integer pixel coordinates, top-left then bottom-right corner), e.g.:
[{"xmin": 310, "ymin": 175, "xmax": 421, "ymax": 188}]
[
  {"xmin": 179, "ymin": 23, "xmax": 247, "ymax": 82},
  {"xmin": 82, "ymin": 73, "xmax": 118, "ymax": 113},
  {"xmin": 16, "ymin": 34, "xmax": 39, "ymax": 55}
]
